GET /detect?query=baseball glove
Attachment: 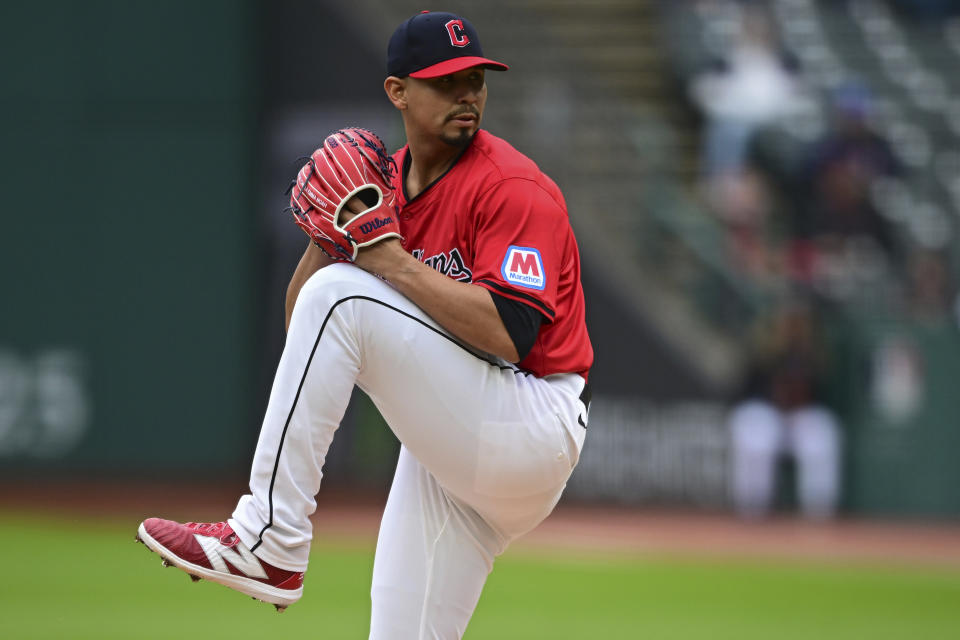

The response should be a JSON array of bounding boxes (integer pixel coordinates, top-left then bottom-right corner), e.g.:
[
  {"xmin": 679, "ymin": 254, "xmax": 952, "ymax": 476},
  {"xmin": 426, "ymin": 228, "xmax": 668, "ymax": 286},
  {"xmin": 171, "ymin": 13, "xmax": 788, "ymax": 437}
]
[{"xmin": 288, "ymin": 127, "xmax": 402, "ymax": 261}]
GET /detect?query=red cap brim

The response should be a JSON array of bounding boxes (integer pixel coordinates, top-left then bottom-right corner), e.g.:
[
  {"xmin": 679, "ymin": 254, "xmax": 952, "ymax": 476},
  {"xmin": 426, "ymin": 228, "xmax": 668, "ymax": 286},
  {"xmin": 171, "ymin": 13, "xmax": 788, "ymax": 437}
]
[{"xmin": 409, "ymin": 56, "xmax": 509, "ymax": 78}]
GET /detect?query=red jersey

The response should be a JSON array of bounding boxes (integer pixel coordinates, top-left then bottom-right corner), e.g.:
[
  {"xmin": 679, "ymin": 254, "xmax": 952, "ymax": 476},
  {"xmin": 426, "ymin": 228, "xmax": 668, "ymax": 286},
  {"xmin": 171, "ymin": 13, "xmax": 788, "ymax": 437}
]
[{"xmin": 390, "ymin": 130, "xmax": 593, "ymax": 380}]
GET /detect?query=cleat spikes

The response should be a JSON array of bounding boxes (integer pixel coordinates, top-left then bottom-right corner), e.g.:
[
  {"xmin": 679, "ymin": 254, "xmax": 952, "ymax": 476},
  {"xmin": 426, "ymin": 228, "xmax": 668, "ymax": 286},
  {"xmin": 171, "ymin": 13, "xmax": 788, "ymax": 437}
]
[{"xmin": 138, "ymin": 518, "xmax": 302, "ymax": 609}]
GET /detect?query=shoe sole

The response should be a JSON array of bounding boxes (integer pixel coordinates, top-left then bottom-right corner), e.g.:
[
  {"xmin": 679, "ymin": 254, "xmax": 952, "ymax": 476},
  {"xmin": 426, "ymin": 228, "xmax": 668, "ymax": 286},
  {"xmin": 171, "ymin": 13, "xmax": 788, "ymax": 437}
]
[{"xmin": 136, "ymin": 523, "xmax": 302, "ymax": 610}]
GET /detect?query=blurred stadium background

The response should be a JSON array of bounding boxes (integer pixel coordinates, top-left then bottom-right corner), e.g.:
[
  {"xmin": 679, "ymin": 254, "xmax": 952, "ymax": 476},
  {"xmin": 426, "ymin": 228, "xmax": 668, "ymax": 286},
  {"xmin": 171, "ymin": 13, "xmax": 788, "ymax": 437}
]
[{"xmin": 2, "ymin": 1, "xmax": 960, "ymax": 638}]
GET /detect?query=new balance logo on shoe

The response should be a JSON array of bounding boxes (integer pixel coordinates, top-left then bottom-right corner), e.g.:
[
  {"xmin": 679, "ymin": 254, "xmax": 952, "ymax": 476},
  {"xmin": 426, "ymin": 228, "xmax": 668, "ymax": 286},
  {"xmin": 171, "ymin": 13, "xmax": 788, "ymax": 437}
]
[
  {"xmin": 135, "ymin": 518, "xmax": 304, "ymax": 612},
  {"xmin": 195, "ymin": 534, "xmax": 268, "ymax": 579}
]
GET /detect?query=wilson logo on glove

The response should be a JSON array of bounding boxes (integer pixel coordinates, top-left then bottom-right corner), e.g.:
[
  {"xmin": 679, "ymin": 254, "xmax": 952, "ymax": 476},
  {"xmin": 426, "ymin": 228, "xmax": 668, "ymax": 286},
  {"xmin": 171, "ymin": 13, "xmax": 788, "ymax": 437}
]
[{"xmin": 358, "ymin": 217, "xmax": 396, "ymax": 235}]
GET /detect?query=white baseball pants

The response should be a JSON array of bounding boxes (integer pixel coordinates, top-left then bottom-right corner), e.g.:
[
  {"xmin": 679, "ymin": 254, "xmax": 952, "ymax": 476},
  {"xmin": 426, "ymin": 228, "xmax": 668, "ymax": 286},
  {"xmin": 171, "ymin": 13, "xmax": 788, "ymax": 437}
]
[
  {"xmin": 229, "ymin": 263, "xmax": 587, "ymax": 639},
  {"xmin": 729, "ymin": 399, "xmax": 842, "ymax": 519}
]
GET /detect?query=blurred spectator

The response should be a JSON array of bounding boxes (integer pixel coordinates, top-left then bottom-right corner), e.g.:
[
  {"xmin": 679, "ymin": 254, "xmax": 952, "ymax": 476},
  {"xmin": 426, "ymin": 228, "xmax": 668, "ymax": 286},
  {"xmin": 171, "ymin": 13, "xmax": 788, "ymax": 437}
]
[
  {"xmin": 728, "ymin": 298, "xmax": 842, "ymax": 520},
  {"xmin": 870, "ymin": 334, "xmax": 924, "ymax": 423},
  {"xmin": 689, "ymin": 5, "xmax": 802, "ymax": 180},
  {"xmin": 905, "ymin": 249, "xmax": 958, "ymax": 327},
  {"xmin": 709, "ymin": 167, "xmax": 792, "ymax": 289},
  {"xmin": 787, "ymin": 83, "xmax": 902, "ymax": 298}
]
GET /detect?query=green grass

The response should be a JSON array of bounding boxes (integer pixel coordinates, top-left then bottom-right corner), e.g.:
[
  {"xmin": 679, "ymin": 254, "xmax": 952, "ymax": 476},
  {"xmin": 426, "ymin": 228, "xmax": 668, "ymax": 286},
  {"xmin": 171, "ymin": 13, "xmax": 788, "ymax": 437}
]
[{"xmin": 1, "ymin": 512, "xmax": 959, "ymax": 639}]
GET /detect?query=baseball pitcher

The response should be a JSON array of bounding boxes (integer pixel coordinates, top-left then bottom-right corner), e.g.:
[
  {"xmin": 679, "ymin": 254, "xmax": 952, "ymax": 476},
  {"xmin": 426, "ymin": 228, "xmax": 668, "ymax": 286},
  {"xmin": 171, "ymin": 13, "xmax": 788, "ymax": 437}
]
[{"xmin": 136, "ymin": 11, "xmax": 593, "ymax": 639}]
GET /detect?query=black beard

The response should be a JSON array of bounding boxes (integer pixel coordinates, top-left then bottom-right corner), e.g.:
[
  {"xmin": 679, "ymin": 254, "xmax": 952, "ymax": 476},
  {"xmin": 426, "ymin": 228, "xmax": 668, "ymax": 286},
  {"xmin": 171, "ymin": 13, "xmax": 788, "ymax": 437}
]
[{"xmin": 441, "ymin": 128, "xmax": 475, "ymax": 148}]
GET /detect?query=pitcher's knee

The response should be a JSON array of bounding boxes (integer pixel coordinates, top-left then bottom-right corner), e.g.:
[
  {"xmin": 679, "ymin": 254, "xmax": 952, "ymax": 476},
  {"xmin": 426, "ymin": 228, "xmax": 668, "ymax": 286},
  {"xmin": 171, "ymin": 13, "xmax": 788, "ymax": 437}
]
[{"xmin": 299, "ymin": 262, "xmax": 392, "ymax": 305}]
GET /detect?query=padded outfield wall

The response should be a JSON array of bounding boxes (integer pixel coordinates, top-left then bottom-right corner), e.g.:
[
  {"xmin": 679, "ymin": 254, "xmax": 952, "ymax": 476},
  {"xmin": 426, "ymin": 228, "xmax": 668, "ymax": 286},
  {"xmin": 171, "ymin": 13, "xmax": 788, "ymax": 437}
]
[{"xmin": 0, "ymin": 1, "xmax": 260, "ymax": 474}]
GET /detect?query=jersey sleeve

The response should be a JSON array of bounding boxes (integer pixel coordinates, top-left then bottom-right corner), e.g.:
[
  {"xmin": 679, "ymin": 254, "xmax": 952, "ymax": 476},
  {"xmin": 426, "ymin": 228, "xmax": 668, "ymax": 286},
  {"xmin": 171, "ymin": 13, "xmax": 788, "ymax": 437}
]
[
  {"xmin": 471, "ymin": 178, "xmax": 566, "ymax": 323},
  {"xmin": 489, "ymin": 291, "xmax": 544, "ymax": 360}
]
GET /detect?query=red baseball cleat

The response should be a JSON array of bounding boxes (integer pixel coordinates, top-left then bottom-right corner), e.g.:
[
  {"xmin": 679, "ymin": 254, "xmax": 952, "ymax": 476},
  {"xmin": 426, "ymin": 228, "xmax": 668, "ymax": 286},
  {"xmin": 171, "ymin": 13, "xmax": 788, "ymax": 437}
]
[{"xmin": 136, "ymin": 518, "xmax": 303, "ymax": 611}]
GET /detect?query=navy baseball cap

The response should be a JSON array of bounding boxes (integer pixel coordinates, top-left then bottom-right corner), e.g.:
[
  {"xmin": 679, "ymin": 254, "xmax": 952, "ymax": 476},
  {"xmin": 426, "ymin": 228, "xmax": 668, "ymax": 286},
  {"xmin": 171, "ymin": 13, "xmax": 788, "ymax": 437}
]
[{"xmin": 387, "ymin": 11, "xmax": 509, "ymax": 78}]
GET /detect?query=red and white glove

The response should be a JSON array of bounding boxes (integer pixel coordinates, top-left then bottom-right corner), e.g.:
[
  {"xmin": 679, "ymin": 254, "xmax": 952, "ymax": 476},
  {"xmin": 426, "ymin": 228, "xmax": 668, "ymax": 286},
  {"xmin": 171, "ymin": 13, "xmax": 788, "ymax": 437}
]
[{"xmin": 289, "ymin": 127, "xmax": 402, "ymax": 261}]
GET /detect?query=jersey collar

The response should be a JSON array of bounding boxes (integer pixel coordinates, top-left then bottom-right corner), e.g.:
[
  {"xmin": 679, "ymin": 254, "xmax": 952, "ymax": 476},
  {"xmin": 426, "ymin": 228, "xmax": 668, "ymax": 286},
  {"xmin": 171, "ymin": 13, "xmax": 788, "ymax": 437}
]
[{"xmin": 401, "ymin": 132, "xmax": 477, "ymax": 204}]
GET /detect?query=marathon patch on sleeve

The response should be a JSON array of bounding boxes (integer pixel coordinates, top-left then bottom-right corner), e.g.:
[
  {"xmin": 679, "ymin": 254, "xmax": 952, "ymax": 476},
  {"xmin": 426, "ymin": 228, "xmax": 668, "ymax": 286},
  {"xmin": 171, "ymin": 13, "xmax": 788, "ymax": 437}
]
[{"xmin": 501, "ymin": 246, "xmax": 546, "ymax": 291}]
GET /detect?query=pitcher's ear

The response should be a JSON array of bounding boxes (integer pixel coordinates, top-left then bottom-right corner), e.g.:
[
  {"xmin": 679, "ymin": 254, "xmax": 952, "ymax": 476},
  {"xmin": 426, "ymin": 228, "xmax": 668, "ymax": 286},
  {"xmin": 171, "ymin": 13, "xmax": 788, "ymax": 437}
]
[{"xmin": 384, "ymin": 76, "xmax": 407, "ymax": 109}]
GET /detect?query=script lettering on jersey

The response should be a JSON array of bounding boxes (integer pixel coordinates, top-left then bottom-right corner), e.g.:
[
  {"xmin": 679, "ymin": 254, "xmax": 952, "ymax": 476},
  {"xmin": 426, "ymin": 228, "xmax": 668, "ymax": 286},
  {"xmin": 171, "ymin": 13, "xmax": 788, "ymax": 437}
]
[{"xmin": 411, "ymin": 248, "xmax": 473, "ymax": 282}]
